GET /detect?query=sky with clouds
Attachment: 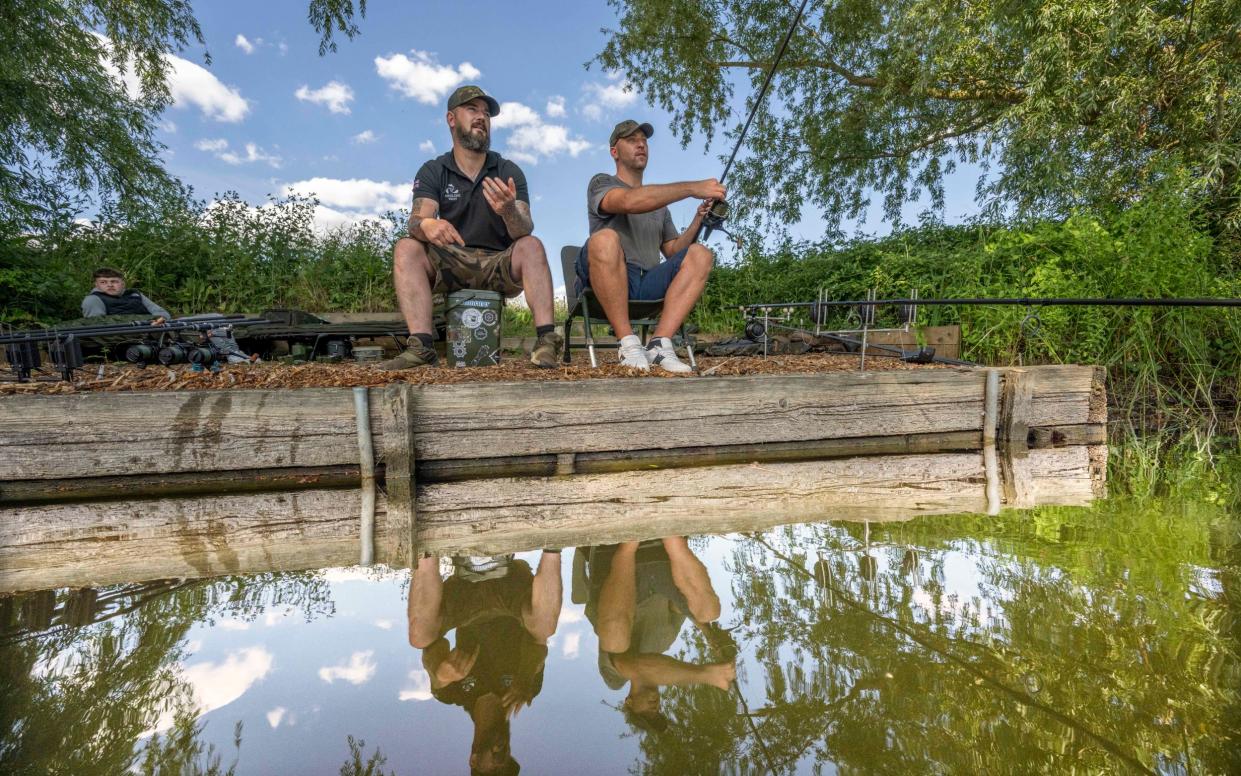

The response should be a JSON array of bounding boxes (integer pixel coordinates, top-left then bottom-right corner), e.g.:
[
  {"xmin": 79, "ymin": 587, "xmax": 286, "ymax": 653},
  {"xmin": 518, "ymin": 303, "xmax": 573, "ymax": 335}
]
[{"xmin": 141, "ymin": 0, "xmax": 985, "ymax": 291}]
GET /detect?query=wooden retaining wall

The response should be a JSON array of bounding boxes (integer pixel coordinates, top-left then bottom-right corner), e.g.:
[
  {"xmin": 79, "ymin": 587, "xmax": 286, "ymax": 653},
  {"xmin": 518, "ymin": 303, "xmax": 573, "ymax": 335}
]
[
  {"xmin": 0, "ymin": 364, "xmax": 1107, "ymax": 592},
  {"xmin": 0, "ymin": 365, "xmax": 1104, "ymax": 495},
  {"xmin": 0, "ymin": 445, "xmax": 1105, "ymax": 593}
]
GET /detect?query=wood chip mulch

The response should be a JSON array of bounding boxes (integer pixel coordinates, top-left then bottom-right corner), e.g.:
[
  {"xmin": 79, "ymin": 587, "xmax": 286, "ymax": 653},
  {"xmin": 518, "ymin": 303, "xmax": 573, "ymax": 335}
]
[{"xmin": 0, "ymin": 352, "xmax": 951, "ymax": 395}]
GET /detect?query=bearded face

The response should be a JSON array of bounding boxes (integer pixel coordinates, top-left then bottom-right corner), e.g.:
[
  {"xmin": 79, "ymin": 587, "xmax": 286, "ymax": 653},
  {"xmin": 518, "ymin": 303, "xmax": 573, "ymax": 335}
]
[{"xmin": 451, "ymin": 105, "xmax": 491, "ymax": 153}]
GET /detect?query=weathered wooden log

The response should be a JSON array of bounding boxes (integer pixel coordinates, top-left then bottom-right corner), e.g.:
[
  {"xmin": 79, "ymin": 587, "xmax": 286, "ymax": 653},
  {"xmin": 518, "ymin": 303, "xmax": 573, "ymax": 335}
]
[{"xmin": 0, "ymin": 447, "xmax": 1103, "ymax": 593}]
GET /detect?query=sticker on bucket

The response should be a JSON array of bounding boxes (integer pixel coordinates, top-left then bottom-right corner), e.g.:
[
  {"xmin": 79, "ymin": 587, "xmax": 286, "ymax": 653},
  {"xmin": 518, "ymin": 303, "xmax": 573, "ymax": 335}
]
[{"xmin": 461, "ymin": 308, "xmax": 483, "ymax": 329}]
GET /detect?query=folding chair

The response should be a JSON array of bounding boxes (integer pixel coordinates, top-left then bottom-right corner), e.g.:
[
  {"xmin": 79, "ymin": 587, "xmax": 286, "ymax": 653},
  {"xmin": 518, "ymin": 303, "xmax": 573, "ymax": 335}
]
[{"xmin": 559, "ymin": 245, "xmax": 696, "ymax": 368}]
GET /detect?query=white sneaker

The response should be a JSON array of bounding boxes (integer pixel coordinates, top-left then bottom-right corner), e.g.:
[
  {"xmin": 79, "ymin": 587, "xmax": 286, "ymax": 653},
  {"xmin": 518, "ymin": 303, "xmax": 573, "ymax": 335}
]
[
  {"xmin": 617, "ymin": 334, "xmax": 650, "ymax": 370},
  {"xmin": 646, "ymin": 337, "xmax": 694, "ymax": 373}
]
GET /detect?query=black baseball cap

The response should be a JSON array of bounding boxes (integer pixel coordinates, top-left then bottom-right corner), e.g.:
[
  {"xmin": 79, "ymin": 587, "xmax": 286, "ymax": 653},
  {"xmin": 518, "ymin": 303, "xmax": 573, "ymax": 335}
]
[
  {"xmin": 447, "ymin": 85, "xmax": 500, "ymax": 116},
  {"xmin": 609, "ymin": 119, "xmax": 654, "ymax": 147}
]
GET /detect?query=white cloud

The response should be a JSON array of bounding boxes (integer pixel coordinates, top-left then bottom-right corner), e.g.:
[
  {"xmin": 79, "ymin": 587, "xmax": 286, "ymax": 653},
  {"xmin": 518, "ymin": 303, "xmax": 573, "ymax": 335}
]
[
  {"xmin": 266, "ymin": 706, "xmax": 287, "ymax": 728},
  {"xmin": 217, "ymin": 618, "xmax": 251, "ymax": 631},
  {"xmin": 581, "ymin": 76, "xmax": 637, "ymax": 121},
  {"xmin": 99, "ymin": 34, "xmax": 249, "ymax": 123},
  {"xmin": 490, "ymin": 101, "xmax": 541, "ymax": 130},
  {"xmin": 398, "ymin": 669, "xmax": 433, "ymax": 701},
  {"xmin": 352, "ymin": 129, "xmax": 377, "ymax": 144},
  {"xmin": 318, "ymin": 650, "xmax": 377, "ymax": 685},
  {"xmin": 506, "ymin": 122, "xmax": 592, "ymax": 163},
  {"xmin": 295, "ymin": 81, "xmax": 354, "ymax": 115},
  {"xmin": 373, "ymin": 619, "xmax": 393, "ymax": 630},
  {"xmin": 167, "ymin": 54, "xmax": 250, "ymax": 122},
  {"xmin": 546, "ymin": 95, "xmax": 566, "ymax": 118},
  {"xmin": 284, "ymin": 177, "xmax": 407, "ymax": 212},
  {"xmin": 374, "ymin": 50, "xmax": 480, "ymax": 104},
  {"xmin": 487, "ymin": 101, "xmax": 592, "ymax": 164},
  {"xmin": 150, "ymin": 647, "xmax": 273, "ymax": 734},
  {"xmin": 561, "ymin": 631, "xmax": 581, "ymax": 659},
  {"xmin": 235, "ymin": 34, "xmax": 254, "ymax": 54},
  {"xmin": 418, "ymin": 139, "xmax": 435, "ymax": 153},
  {"xmin": 195, "ymin": 138, "xmax": 229, "ymax": 153},
  {"xmin": 197, "ymin": 139, "xmax": 281, "ymax": 168},
  {"xmin": 160, "ymin": 119, "xmax": 177, "ymax": 133}
]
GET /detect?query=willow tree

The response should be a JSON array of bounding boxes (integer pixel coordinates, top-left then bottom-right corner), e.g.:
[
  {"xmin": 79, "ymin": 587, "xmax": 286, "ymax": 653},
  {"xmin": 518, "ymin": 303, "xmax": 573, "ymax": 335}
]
[
  {"xmin": 0, "ymin": 0, "xmax": 367, "ymax": 233},
  {"xmin": 596, "ymin": 0, "xmax": 1241, "ymax": 239}
]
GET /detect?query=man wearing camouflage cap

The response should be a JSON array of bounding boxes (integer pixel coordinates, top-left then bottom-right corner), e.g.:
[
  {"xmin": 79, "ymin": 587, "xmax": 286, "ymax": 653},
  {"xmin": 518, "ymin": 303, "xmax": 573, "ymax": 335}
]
[
  {"xmin": 380, "ymin": 85, "xmax": 561, "ymax": 370},
  {"xmin": 576, "ymin": 120, "xmax": 725, "ymax": 372}
]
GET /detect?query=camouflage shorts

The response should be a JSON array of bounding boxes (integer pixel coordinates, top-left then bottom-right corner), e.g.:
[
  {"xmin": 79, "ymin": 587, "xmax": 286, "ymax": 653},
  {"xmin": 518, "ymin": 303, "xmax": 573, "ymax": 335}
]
[{"xmin": 426, "ymin": 242, "xmax": 523, "ymax": 298}]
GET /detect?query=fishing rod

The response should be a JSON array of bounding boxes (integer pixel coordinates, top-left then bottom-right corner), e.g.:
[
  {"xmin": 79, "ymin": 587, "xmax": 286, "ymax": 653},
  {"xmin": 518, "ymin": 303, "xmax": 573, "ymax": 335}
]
[
  {"xmin": 0, "ymin": 315, "xmax": 265, "ymax": 345},
  {"xmin": 742, "ymin": 296, "xmax": 1241, "ymax": 315},
  {"xmin": 697, "ymin": 0, "xmax": 813, "ymax": 242}
]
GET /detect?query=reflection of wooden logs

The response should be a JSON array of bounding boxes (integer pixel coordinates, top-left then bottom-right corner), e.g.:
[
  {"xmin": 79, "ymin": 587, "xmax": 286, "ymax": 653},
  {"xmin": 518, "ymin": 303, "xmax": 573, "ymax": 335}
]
[
  {"xmin": 0, "ymin": 447, "xmax": 1105, "ymax": 593},
  {"xmin": 20, "ymin": 589, "xmax": 55, "ymax": 630},
  {"xmin": 63, "ymin": 587, "xmax": 99, "ymax": 627}
]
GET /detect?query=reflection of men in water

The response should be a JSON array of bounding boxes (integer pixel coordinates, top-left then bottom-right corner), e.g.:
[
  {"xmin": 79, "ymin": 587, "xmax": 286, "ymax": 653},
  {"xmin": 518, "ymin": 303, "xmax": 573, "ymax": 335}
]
[
  {"xmin": 407, "ymin": 552, "xmax": 562, "ymax": 776},
  {"xmin": 580, "ymin": 538, "xmax": 735, "ymax": 732}
]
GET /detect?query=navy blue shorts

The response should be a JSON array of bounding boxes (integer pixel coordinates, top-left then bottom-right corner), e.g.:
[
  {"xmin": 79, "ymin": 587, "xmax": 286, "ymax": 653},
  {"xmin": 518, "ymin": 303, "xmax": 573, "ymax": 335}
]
[{"xmin": 575, "ymin": 243, "xmax": 689, "ymax": 301}]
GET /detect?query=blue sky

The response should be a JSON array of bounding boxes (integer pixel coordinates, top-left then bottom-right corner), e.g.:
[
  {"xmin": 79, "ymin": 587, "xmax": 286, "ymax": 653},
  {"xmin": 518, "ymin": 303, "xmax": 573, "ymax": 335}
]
[{"xmin": 145, "ymin": 0, "xmax": 986, "ymax": 293}]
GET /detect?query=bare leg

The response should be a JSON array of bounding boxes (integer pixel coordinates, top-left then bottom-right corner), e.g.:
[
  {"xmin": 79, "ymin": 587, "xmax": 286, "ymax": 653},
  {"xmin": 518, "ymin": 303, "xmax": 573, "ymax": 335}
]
[
  {"xmin": 508, "ymin": 236, "xmax": 555, "ymax": 329},
  {"xmin": 662, "ymin": 536, "xmax": 721, "ymax": 624},
  {"xmin": 393, "ymin": 238, "xmax": 437, "ymax": 334},
  {"xmin": 522, "ymin": 550, "xmax": 563, "ymax": 644},
  {"xmin": 586, "ymin": 229, "xmax": 634, "ymax": 339},
  {"xmin": 407, "ymin": 554, "xmax": 444, "ymax": 649},
  {"xmin": 594, "ymin": 542, "xmax": 639, "ymax": 654},
  {"xmin": 652, "ymin": 244, "xmax": 714, "ymax": 339}
]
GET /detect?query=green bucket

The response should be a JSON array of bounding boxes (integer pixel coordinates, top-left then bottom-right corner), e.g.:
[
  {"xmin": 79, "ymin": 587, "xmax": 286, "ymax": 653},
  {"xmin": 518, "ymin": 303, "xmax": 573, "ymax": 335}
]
[{"xmin": 444, "ymin": 290, "xmax": 503, "ymax": 367}]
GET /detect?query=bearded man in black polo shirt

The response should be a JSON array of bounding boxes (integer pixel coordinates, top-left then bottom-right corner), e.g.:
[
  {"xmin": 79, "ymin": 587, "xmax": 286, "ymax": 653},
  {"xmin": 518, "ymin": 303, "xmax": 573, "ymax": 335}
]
[{"xmin": 379, "ymin": 85, "xmax": 562, "ymax": 370}]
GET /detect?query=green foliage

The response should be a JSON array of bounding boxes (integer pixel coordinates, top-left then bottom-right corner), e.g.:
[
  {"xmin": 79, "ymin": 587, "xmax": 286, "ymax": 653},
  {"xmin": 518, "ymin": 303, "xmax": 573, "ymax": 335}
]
[
  {"xmin": 598, "ymin": 0, "xmax": 1241, "ymax": 238},
  {"xmin": 0, "ymin": 192, "xmax": 406, "ymax": 325},
  {"xmin": 0, "ymin": 0, "xmax": 201, "ymax": 231},
  {"xmin": 697, "ymin": 186, "xmax": 1241, "ymax": 416}
]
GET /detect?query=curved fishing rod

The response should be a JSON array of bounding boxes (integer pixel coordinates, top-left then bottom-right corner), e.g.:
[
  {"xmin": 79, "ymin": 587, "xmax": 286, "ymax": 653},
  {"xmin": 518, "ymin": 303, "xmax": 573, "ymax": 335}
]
[
  {"xmin": 742, "ymin": 296, "xmax": 1241, "ymax": 313},
  {"xmin": 697, "ymin": 0, "xmax": 813, "ymax": 242}
]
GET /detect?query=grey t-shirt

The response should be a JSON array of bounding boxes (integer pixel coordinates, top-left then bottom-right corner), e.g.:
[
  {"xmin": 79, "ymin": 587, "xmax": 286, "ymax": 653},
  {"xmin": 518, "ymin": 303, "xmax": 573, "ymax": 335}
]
[{"xmin": 587, "ymin": 173, "xmax": 678, "ymax": 271}]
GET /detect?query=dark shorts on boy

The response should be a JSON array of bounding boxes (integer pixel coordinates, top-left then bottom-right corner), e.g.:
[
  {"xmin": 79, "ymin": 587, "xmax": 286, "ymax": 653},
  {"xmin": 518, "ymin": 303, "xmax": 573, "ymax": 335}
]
[
  {"xmin": 575, "ymin": 244, "xmax": 689, "ymax": 301},
  {"xmin": 405, "ymin": 239, "xmax": 524, "ymax": 298}
]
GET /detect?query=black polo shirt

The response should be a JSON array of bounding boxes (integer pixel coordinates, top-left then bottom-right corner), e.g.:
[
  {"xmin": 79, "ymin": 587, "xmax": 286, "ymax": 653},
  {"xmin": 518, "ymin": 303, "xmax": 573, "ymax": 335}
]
[{"xmin": 411, "ymin": 151, "xmax": 530, "ymax": 252}]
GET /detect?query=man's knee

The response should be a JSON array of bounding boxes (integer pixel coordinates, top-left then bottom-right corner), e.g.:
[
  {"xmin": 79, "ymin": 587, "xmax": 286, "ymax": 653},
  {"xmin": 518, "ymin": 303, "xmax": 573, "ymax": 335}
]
[
  {"xmin": 685, "ymin": 243, "xmax": 714, "ymax": 273},
  {"xmin": 394, "ymin": 238, "xmax": 429, "ymax": 269},
  {"xmin": 512, "ymin": 234, "xmax": 545, "ymax": 256},
  {"xmin": 587, "ymin": 229, "xmax": 624, "ymax": 267}
]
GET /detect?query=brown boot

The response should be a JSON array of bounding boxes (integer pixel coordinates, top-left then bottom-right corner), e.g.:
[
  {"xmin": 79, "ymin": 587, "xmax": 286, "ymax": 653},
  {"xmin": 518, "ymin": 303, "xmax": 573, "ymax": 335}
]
[
  {"xmin": 376, "ymin": 343, "xmax": 438, "ymax": 370},
  {"xmin": 529, "ymin": 331, "xmax": 563, "ymax": 369}
]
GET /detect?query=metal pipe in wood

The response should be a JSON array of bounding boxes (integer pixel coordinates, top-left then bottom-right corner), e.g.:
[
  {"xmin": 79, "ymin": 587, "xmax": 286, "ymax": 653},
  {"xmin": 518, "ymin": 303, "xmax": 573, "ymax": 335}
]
[{"xmin": 354, "ymin": 387, "xmax": 376, "ymax": 565}]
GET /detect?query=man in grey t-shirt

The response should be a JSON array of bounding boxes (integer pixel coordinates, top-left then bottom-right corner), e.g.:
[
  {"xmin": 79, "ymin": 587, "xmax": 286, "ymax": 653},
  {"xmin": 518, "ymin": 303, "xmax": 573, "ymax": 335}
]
[{"xmin": 578, "ymin": 120, "xmax": 725, "ymax": 372}]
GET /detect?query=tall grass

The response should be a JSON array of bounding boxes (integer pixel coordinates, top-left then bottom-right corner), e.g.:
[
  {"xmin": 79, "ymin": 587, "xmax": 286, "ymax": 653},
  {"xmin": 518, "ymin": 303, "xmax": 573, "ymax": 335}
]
[
  {"xmin": 700, "ymin": 187, "xmax": 1241, "ymax": 424},
  {"xmin": 3, "ymin": 187, "xmax": 1237, "ymax": 419}
]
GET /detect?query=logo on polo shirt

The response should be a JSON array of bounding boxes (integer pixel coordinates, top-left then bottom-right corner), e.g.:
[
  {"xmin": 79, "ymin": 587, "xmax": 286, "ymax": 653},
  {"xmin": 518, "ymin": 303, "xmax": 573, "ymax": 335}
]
[{"xmin": 444, "ymin": 183, "xmax": 461, "ymax": 202}]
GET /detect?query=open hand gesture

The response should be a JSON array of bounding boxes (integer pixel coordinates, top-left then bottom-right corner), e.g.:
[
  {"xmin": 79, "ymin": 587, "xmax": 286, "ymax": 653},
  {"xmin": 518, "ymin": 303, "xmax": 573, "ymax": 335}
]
[
  {"xmin": 434, "ymin": 644, "xmax": 480, "ymax": 684},
  {"xmin": 482, "ymin": 176, "xmax": 519, "ymax": 215}
]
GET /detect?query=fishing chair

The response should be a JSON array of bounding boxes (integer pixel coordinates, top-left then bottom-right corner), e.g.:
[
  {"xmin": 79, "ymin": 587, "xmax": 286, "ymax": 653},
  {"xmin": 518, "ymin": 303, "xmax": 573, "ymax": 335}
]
[{"xmin": 559, "ymin": 245, "xmax": 696, "ymax": 368}]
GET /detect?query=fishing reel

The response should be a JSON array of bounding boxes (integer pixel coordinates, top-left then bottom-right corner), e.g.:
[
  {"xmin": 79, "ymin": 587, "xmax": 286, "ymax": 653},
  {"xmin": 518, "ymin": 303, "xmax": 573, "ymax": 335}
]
[
  {"xmin": 743, "ymin": 317, "xmax": 768, "ymax": 343},
  {"xmin": 701, "ymin": 199, "xmax": 730, "ymax": 240}
]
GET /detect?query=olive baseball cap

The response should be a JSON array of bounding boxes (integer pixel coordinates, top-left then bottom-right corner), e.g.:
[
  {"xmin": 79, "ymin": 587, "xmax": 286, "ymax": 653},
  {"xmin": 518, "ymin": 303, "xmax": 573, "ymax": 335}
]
[
  {"xmin": 609, "ymin": 119, "xmax": 654, "ymax": 147},
  {"xmin": 447, "ymin": 85, "xmax": 500, "ymax": 116}
]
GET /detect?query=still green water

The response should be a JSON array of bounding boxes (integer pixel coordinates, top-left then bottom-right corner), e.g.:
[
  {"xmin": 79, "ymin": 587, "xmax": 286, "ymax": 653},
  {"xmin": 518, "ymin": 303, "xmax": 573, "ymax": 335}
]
[{"xmin": 1, "ymin": 441, "xmax": 1238, "ymax": 775}]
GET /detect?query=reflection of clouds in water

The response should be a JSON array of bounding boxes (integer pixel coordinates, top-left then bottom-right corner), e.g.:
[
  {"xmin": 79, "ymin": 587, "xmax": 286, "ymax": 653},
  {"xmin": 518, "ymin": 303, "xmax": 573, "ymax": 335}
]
[
  {"xmin": 398, "ymin": 669, "xmax": 433, "ymax": 701},
  {"xmin": 217, "ymin": 618, "xmax": 251, "ymax": 631},
  {"xmin": 185, "ymin": 639, "xmax": 204, "ymax": 654},
  {"xmin": 263, "ymin": 605, "xmax": 298, "ymax": 627},
  {"xmin": 559, "ymin": 606, "xmax": 584, "ymax": 624},
  {"xmin": 319, "ymin": 566, "xmax": 408, "ymax": 584},
  {"xmin": 561, "ymin": 631, "xmax": 581, "ymax": 659},
  {"xmin": 266, "ymin": 706, "xmax": 287, "ymax": 728},
  {"xmin": 318, "ymin": 650, "xmax": 377, "ymax": 685},
  {"xmin": 151, "ymin": 647, "xmax": 274, "ymax": 733},
  {"xmin": 373, "ymin": 619, "xmax": 394, "ymax": 630}
]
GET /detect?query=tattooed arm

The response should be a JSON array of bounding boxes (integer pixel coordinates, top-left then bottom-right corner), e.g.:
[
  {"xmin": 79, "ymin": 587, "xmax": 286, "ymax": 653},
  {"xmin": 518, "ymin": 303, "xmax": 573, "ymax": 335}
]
[
  {"xmin": 408, "ymin": 197, "xmax": 464, "ymax": 246},
  {"xmin": 482, "ymin": 177, "xmax": 534, "ymax": 239}
]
